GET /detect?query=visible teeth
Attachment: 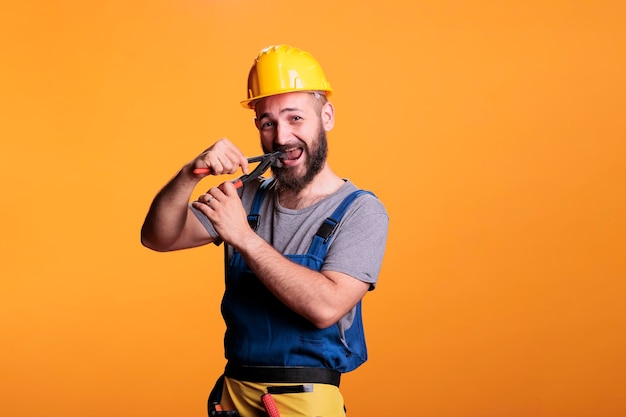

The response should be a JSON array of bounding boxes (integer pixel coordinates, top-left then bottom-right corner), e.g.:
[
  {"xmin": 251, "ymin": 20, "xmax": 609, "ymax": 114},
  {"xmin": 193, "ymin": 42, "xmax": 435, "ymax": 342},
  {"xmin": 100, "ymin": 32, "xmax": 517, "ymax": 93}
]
[{"xmin": 281, "ymin": 147, "xmax": 302, "ymax": 161}]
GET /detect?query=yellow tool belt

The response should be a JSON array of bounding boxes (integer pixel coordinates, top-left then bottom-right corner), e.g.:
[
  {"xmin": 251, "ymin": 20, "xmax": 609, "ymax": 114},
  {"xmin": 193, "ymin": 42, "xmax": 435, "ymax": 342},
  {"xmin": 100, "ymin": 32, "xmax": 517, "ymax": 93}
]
[
  {"xmin": 208, "ymin": 366, "xmax": 346, "ymax": 417},
  {"xmin": 221, "ymin": 377, "xmax": 346, "ymax": 417}
]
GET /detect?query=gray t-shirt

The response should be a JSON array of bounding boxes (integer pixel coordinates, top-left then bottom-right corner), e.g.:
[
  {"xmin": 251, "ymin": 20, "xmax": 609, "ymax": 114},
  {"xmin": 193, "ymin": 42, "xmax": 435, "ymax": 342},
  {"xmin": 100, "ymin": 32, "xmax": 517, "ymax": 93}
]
[{"xmin": 192, "ymin": 178, "xmax": 388, "ymax": 288}]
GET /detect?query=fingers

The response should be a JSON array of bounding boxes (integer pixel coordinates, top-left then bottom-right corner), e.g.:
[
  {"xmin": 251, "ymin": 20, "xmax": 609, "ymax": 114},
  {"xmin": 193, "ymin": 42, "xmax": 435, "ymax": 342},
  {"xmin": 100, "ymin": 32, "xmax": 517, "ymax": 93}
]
[
  {"xmin": 239, "ymin": 153, "xmax": 250, "ymax": 175},
  {"xmin": 197, "ymin": 187, "xmax": 222, "ymax": 206},
  {"xmin": 194, "ymin": 180, "xmax": 243, "ymax": 217},
  {"xmin": 218, "ymin": 180, "xmax": 239, "ymax": 196},
  {"xmin": 195, "ymin": 138, "xmax": 248, "ymax": 176}
]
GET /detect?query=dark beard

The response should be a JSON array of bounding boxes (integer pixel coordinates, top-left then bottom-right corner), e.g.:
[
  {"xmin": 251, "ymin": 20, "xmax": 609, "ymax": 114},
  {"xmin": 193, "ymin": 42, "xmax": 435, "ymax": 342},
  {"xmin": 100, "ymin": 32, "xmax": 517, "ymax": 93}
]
[{"xmin": 270, "ymin": 130, "xmax": 328, "ymax": 192}]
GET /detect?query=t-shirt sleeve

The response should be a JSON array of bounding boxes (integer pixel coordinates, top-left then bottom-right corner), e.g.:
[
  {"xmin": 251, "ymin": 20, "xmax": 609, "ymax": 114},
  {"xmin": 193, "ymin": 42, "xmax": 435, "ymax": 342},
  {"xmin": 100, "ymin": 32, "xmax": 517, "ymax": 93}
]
[
  {"xmin": 189, "ymin": 204, "xmax": 222, "ymax": 246},
  {"xmin": 321, "ymin": 195, "xmax": 389, "ymax": 289}
]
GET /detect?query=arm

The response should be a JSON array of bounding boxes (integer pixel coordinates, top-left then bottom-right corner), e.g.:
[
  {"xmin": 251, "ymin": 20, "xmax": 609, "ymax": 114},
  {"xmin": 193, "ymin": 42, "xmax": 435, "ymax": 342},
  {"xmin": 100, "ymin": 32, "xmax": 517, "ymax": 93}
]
[
  {"xmin": 141, "ymin": 138, "xmax": 249, "ymax": 252},
  {"xmin": 191, "ymin": 182, "xmax": 372, "ymax": 328},
  {"xmin": 240, "ymin": 235, "xmax": 371, "ymax": 329},
  {"xmin": 140, "ymin": 168, "xmax": 212, "ymax": 251}
]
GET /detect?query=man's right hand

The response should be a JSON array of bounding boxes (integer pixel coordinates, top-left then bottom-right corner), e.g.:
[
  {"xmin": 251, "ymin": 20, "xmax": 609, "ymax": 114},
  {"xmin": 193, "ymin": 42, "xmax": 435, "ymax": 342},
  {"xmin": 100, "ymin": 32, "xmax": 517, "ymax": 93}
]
[{"xmin": 188, "ymin": 138, "xmax": 250, "ymax": 178}]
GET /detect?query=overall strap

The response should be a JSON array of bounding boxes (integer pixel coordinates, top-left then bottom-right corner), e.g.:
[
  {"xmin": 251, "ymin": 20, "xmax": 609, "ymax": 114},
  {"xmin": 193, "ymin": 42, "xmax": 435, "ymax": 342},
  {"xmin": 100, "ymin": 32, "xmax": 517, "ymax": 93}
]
[
  {"xmin": 247, "ymin": 178, "xmax": 275, "ymax": 231},
  {"xmin": 307, "ymin": 190, "xmax": 375, "ymax": 259}
]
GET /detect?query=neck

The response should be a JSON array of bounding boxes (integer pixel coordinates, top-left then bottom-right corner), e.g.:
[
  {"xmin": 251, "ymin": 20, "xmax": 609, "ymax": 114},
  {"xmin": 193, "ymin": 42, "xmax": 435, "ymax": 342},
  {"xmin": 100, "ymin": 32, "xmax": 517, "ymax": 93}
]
[{"xmin": 278, "ymin": 166, "xmax": 344, "ymax": 210}]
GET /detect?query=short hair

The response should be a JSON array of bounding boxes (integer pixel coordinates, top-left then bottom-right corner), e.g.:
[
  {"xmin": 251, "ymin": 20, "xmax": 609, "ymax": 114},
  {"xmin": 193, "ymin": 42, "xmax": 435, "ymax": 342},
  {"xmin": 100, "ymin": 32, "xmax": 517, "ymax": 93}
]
[{"xmin": 311, "ymin": 91, "xmax": 328, "ymax": 111}]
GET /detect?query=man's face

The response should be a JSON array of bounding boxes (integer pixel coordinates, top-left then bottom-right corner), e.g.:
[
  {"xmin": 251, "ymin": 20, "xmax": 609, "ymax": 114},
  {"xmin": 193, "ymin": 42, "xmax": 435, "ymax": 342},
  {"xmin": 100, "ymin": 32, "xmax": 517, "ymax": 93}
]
[{"xmin": 254, "ymin": 92, "xmax": 333, "ymax": 191}]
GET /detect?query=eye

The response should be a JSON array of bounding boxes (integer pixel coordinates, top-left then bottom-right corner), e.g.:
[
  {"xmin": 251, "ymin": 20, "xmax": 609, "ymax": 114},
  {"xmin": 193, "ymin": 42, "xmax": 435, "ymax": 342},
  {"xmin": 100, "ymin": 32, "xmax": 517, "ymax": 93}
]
[
  {"xmin": 260, "ymin": 120, "xmax": 274, "ymax": 130},
  {"xmin": 291, "ymin": 115, "xmax": 303, "ymax": 122}
]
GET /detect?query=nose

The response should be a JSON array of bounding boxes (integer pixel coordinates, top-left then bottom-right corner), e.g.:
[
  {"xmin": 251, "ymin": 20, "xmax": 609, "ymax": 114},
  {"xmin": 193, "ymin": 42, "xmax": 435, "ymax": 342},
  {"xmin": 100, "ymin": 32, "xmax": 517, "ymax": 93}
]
[{"xmin": 275, "ymin": 122, "xmax": 292, "ymax": 145}]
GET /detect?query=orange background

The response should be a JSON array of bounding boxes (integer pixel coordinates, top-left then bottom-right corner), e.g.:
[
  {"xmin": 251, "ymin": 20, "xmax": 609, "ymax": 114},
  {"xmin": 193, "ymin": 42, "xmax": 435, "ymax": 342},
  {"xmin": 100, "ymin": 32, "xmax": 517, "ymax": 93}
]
[{"xmin": 1, "ymin": 1, "xmax": 625, "ymax": 416}]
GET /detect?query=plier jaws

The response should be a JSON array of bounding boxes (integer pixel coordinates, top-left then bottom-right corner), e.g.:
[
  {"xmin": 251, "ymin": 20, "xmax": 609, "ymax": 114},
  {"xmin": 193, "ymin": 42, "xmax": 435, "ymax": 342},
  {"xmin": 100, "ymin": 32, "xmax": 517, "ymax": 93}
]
[{"xmin": 232, "ymin": 151, "xmax": 284, "ymax": 188}]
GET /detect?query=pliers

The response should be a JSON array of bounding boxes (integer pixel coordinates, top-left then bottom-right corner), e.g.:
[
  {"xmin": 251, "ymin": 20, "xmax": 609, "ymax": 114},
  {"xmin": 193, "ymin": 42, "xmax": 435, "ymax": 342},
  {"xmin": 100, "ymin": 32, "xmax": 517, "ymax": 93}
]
[{"xmin": 193, "ymin": 151, "xmax": 284, "ymax": 188}]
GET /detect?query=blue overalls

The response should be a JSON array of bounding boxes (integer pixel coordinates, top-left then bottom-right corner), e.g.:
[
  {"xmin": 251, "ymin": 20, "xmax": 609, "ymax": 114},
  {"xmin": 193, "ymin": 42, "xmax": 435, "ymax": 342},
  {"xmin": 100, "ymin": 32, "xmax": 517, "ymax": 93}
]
[{"xmin": 221, "ymin": 179, "xmax": 375, "ymax": 374}]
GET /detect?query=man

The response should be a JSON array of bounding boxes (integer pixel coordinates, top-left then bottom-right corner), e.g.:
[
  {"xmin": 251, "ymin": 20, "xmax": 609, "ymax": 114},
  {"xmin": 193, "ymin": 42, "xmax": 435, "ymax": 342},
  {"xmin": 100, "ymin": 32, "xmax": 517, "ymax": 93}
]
[{"xmin": 141, "ymin": 45, "xmax": 389, "ymax": 417}]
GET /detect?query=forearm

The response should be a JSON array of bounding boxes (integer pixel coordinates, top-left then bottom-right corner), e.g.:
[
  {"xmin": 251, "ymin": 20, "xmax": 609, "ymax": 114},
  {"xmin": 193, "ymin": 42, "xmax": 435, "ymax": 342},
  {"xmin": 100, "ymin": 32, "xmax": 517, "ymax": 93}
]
[{"xmin": 235, "ymin": 234, "xmax": 368, "ymax": 328}]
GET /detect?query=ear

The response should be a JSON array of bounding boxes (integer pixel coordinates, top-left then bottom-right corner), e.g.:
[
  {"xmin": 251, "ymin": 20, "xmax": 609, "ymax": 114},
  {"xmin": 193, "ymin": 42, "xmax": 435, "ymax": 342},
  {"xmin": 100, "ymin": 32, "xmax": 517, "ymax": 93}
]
[
  {"xmin": 321, "ymin": 101, "xmax": 335, "ymax": 132},
  {"xmin": 254, "ymin": 116, "xmax": 260, "ymax": 130}
]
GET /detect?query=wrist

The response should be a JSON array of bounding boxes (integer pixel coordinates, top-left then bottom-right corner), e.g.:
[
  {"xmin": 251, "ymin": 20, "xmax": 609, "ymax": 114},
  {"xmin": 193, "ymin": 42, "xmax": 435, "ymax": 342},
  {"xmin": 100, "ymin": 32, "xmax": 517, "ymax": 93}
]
[
  {"xmin": 232, "ymin": 230, "xmax": 266, "ymax": 254},
  {"xmin": 178, "ymin": 164, "xmax": 203, "ymax": 184}
]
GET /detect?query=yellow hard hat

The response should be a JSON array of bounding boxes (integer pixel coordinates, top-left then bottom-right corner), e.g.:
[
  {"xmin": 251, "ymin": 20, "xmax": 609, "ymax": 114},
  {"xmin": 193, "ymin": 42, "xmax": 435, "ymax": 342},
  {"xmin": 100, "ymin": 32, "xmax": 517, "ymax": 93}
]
[{"xmin": 241, "ymin": 44, "xmax": 333, "ymax": 109}]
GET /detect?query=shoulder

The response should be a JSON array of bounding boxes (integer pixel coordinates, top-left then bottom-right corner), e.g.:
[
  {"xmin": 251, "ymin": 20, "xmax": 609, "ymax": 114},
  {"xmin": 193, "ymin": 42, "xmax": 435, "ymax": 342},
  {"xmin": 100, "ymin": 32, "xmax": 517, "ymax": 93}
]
[
  {"xmin": 326, "ymin": 181, "xmax": 389, "ymax": 239},
  {"xmin": 341, "ymin": 180, "xmax": 388, "ymax": 216}
]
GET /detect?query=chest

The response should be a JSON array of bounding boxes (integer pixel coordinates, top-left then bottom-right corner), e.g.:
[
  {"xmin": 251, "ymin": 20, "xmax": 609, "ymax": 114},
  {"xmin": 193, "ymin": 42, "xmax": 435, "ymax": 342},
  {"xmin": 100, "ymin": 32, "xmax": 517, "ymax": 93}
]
[{"xmin": 257, "ymin": 208, "xmax": 328, "ymax": 254}]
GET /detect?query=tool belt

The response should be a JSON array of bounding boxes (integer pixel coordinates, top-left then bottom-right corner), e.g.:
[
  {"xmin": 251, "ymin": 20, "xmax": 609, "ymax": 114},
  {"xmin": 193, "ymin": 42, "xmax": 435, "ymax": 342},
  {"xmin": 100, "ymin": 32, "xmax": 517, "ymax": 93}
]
[
  {"xmin": 225, "ymin": 363, "xmax": 341, "ymax": 387},
  {"xmin": 208, "ymin": 366, "xmax": 341, "ymax": 416}
]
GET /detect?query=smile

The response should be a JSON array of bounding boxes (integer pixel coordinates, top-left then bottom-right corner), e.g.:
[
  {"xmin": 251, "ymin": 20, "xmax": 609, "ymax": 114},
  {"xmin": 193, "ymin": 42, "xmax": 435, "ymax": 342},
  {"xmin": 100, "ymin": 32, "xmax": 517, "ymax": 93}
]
[{"xmin": 281, "ymin": 147, "xmax": 304, "ymax": 164}]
